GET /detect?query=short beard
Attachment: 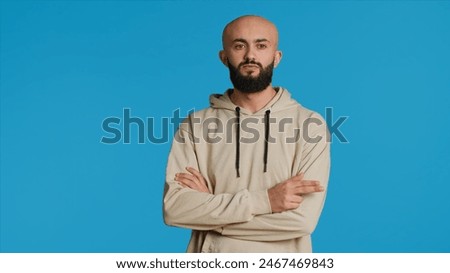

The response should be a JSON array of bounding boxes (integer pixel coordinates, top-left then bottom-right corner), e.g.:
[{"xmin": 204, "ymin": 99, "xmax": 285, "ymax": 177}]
[{"xmin": 227, "ymin": 59, "xmax": 274, "ymax": 93}]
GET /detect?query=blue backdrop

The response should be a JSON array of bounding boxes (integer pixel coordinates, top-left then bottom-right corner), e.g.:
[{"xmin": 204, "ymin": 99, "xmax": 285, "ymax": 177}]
[{"xmin": 1, "ymin": 0, "xmax": 449, "ymax": 253}]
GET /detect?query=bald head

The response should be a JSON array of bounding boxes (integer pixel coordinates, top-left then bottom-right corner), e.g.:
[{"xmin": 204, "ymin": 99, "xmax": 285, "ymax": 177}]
[{"xmin": 222, "ymin": 15, "xmax": 279, "ymax": 49}]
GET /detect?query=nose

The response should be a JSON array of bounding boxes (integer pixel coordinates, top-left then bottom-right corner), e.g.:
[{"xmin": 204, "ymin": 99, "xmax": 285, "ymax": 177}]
[{"xmin": 244, "ymin": 45, "xmax": 256, "ymax": 61}]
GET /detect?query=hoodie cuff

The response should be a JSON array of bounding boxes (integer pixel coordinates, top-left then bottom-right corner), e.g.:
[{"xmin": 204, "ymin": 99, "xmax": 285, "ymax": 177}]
[{"xmin": 249, "ymin": 189, "xmax": 272, "ymax": 216}]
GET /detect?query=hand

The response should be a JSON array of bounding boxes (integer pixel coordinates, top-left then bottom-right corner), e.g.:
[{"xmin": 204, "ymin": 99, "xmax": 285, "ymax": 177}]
[
  {"xmin": 174, "ymin": 167, "xmax": 211, "ymax": 193},
  {"xmin": 268, "ymin": 173, "xmax": 324, "ymax": 213}
]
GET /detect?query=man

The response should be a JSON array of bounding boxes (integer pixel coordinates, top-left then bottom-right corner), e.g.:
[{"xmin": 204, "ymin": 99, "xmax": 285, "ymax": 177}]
[{"xmin": 163, "ymin": 15, "xmax": 330, "ymax": 252}]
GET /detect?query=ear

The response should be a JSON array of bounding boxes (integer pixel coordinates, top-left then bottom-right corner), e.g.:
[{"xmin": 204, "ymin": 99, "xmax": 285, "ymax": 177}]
[
  {"xmin": 219, "ymin": 50, "xmax": 229, "ymax": 67},
  {"xmin": 274, "ymin": 50, "xmax": 283, "ymax": 68}
]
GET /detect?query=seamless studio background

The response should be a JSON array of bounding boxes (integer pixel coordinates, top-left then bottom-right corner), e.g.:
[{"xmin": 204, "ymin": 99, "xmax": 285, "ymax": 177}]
[{"xmin": 1, "ymin": 1, "xmax": 449, "ymax": 252}]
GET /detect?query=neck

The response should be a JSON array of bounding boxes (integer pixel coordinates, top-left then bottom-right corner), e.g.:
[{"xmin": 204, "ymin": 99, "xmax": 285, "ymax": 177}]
[{"xmin": 230, "ymin": 85, "xmax": 277, "ymax": 113}]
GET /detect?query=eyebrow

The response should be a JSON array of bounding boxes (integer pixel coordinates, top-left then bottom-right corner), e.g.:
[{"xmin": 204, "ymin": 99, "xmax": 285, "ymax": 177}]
[
  {"xmin": 232, "ymin": 38, "xmax": 270, "ymax": 44},
  {"xmin": 255, "ymin": 38, "xmax": 270, "ymax": 43}
]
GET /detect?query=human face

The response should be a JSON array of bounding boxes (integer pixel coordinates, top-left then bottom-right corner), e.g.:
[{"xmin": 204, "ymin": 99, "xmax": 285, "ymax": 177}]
[{"xmin": 220, "ymin": 16, "xmax": 282, "ymax": 91}]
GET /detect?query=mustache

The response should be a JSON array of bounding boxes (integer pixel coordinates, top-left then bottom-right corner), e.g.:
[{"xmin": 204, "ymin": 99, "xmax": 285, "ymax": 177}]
[{"xmin": 238, "ymin": 60, "xmax": 263, "ymax": 69}]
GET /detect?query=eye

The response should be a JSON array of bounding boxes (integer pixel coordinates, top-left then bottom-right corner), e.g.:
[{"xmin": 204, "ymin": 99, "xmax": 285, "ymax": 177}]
[
  {"xmin": 234, "ymin": 43, "xmax": 245, "ymax": 50},
  {"xmin": 256, "ymin": 43, "xmax": 268, "ymax": 49}
]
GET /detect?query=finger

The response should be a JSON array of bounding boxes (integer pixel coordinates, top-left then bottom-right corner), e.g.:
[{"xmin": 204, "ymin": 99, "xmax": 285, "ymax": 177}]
[
  {"xmin": 176, "ymin": 172, "xmax": 197, "ymax": 182},
  {"xmin": 177, "ymin": 180, "xmax": 191, "ymax": 188},
  {"xmin": 294, "ymin": 180, "xmax": 321, "ymax": 187},
  {"xmin": 178, "ymin": 178, "xmax": 209, "ymax": 193},
  {"xmin": 175, "ymin": 176, "xmax": 196, "ymax": 188},
  {"xmin": 177, "ymin": 171, "xmax": 211, "ymax": 193},
  {"xmin": 185, "ymin": 167, "xmax": 210, "ymax": 193},
  {"xmin": 177, "ymin": 179, "xmax": 197, "ymax": 190},
  {"xmin": 175, "ymin": 173, "xmax": 198, "ymax": 187},
  {"xmin": 186, "ymin": 167, "xmax": 205, "ymax": 184},
  {"xmin": 187, "ymin": 167, "xmax": 212, "ymax": 193},
  {"xmin": 294, "ymin": 185, "xmax": 325, "ymax": 195}
]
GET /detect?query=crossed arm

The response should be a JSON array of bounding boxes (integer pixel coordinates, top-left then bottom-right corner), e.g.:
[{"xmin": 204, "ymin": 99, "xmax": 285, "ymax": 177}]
[
  {"xmin": 175, "ymin": 167, "xmax": 324, "ymax": 213},
  {"xmin": 172, "ymin": 164, "xmax": 327, "ymax": 241}
]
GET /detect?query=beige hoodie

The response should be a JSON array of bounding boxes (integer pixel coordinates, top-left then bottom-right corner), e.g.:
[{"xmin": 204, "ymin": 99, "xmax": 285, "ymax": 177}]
[{"xmin": 163, "ymin": 87, "xmax": 330, "ymax": 252}]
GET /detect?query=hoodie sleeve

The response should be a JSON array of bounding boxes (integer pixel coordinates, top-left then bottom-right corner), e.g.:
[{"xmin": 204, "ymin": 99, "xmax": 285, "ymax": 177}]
[
  {"xmin": 218, "ymin": 114, "xmax": 330, "ymax": 241},
  {"xmin": 163, "ymin": 117, "xmax": 272, "ymax": 230}
]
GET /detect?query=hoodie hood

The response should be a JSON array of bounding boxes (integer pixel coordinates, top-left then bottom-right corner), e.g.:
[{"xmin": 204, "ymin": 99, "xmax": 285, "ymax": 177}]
[{"xmin": 209, "ymin": 87, "xmax": 299, "ymax": 116}]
